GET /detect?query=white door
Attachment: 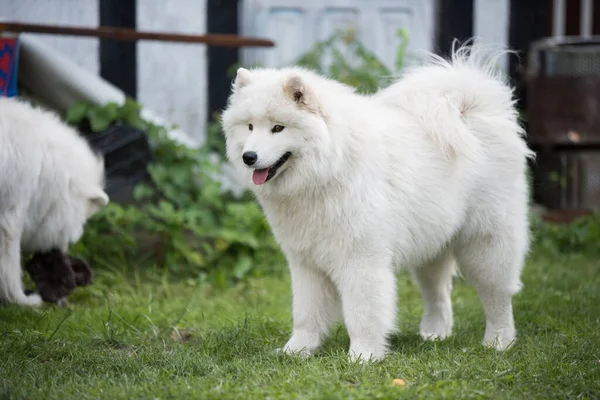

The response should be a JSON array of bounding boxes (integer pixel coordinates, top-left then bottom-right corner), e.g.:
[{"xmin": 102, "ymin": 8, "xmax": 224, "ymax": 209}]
[{"xmin": 240, "ymin": 0, "xmax": 437, "ymax": 70}]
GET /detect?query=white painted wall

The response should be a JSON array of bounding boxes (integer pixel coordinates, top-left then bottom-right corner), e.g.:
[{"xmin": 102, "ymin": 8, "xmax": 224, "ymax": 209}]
[
  {"xmin": 240, "ymin": 0, "xmax": 437, "ymax": 70},
  {"xmin": 136, "ymin": 0, "xmax": 207, "ymax": 142},
  {"xmin": 1, "ymin": 0, "xmax": 207, "ymax": 142},
  {"xmin": 242, "ymin": 0, "xmax": 512, "ymax": 73},
  {"xmin": 2, "ymin": 0, "xmax": 99, "ymax": 73},
  {"xmin": 2, "ymin": 0, "xmax": 512, "ymax": 142},
  {"xmin": 473, "ymin": 0, "xmax": 510, "ymax": 72}
]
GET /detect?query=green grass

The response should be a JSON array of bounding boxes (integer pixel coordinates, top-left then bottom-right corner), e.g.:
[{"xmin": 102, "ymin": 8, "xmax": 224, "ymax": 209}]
[{"xmin": 1, "ymin": 251, "xmax": 599, "ymax": 399}]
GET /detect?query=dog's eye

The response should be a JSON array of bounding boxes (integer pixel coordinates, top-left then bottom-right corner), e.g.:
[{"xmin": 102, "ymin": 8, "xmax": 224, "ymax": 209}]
[
  {"xmin": 271, "ymin": 125, "xmax": 285, "ymax": 133},
  {"xmin": 248, "ymin": 124, "xmax": 253, "ymax": 131}
]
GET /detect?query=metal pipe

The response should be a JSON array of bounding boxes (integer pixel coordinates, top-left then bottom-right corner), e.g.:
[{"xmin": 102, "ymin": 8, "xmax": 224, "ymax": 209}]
[
  {"xmin": 553, "ymin": 0, "xmax": 566, "ymax": 38},
  {"xmin": 580, "ymin": 0, "xmax": 594, "ymax": 38}
]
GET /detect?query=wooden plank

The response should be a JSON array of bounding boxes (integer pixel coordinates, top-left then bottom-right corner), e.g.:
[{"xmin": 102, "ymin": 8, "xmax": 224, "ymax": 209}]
[{"xmin": 0, "ymin": 21, "xmax": 275, "ymax": 48}]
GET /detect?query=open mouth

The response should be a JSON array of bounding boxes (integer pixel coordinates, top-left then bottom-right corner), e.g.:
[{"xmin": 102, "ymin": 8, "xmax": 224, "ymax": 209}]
[{"xmin": 252, "ymin": 152, "xmax": 292, "ymax": 185}]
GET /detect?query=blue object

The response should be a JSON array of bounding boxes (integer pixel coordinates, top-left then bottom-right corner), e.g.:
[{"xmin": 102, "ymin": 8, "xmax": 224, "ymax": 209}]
[{"xmin": 0, "ymin": 35, "xmax": 19, "ymax": 97}]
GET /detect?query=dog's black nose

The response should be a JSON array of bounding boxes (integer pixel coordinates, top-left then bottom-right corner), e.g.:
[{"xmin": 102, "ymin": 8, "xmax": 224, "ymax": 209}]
[{"xmin": 242, "ymin": 151, "xmax": 258, "ymax": 166}]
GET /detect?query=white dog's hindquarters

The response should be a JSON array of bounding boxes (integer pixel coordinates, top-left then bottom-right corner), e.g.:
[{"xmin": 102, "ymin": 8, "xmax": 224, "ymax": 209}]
[
  {"xmin": 378, "ymin": 43, "xmax": 533, "ymax": 347},
  {"xmin": 400, "ymin": 45, "xmax": 534, "ymax": 351},
  {"xmin": 221, "ymin": 42, "xmax": 533, "ymax": 361}
]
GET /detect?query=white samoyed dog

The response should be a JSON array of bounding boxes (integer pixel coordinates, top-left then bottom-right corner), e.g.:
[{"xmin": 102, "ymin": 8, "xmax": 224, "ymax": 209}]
[
  {"xmin": 0, "ymin": 97, "xmax": 109, "ymax": 306},
  {"xmin": 221, "ymin": 43, "xmax": 534, "ymax": 362}
]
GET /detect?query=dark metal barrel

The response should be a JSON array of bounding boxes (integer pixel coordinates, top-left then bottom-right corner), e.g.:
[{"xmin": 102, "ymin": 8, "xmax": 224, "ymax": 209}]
[{"xmin": 527, "ymin": 36, "xmax": 600, "ymax": 212}]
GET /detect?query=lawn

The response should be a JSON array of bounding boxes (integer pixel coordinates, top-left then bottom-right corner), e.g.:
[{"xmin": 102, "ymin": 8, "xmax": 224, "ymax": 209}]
[{"xmin": 1, "ymin": 251, "xmax": 599, "ymax": 399}]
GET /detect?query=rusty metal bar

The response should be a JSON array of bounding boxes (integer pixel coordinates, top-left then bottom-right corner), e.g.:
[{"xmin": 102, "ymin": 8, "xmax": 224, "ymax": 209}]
[{"xmin": 0, "ymin": 21, "xmax": 275, "ymax": 48}]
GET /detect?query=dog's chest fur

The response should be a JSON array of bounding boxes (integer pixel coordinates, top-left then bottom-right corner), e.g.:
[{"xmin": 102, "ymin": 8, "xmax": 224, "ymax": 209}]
[{"xmin": 259, "ymin": 190, "xmax": 385, "ymax": 272}]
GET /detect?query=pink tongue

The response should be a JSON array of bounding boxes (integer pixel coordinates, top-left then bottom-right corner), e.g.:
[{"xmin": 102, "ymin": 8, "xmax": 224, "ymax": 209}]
[{"xmin": 252, "ymin": 169, "xmax": 269, "ymax": 185}]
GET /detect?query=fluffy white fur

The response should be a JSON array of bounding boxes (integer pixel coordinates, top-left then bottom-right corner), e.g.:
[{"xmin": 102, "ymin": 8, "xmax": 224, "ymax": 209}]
[
  {"xmin": 221, "ymin": 43, "xmax": 535, "ymax": 362},
  {"xmin": 0, "ymin": 97, "xmax": 108, "ymax": 306}
]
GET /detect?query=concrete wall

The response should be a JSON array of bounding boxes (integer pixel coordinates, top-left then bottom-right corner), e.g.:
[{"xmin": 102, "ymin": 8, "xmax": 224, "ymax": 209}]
[
  {"xmin": 136, "ymin": 0, "xmax": 207, "ymax": 141},
  {"xmin": 474, "ymin": 0, "xmax": 510, "ymax": 71},
  {"xmin": 2, "ymin": 0, "xmax": 512, "ymax": 143},
  {"xmin": 240, "ymin": 0, "xmax": 437, "ymax": 70},
  {"xmin": 3, "ymin": 0, "xmax": 100, "ymax": 72},
  {"xmin": 2, "ymin": 0, "xmax": 207, "ymax": 142}
]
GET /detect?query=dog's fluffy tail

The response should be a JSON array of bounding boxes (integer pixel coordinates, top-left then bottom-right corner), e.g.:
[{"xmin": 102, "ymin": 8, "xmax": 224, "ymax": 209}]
[{"xmin": 386, "ymin": 40, "xmax": 534, "ymax": 161}]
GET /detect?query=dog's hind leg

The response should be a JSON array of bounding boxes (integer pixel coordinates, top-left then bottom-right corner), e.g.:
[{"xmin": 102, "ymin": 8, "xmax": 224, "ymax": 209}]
[
  {"xmin": 454, "ymin": 226, "xmax": 527, "ymax": 351},
  {"xmin": 0, "ymin": 216, "xmax": 42, "ymax": 307},
  {"xmin": 409, "ymin": 250, "xmax": 455, "ymax": 341},
  {"xmin": 280, "ymin": 260, "xmax": 341, "ymax": 357}
]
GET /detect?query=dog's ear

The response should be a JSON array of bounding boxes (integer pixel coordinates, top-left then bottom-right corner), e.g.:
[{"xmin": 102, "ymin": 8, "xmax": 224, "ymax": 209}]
[
  {"xmin": 284, "ymin": 75, "xmax": 306, "ymax": 104},
  {"xmin": 88, "ymin": 188, "xmax": 109, "ymax": 207},
  {"xmin": 83, "ymin": 187, "xmax": 109, "ymax": 218},
  {"xmin": 69, "ymin": 178, "xmax": 109, "ymax": 208},
  {"xmin": 284, "ymin": 75, "xmax": 320, "ymax": 114},
  {"xmin": 233, "ymin": 68, "xmax": 253, "ymax": 91}
]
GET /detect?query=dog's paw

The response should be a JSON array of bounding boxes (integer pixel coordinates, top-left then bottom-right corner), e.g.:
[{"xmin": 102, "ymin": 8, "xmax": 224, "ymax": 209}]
[
  {"xmin": 419, "ymin": 312, "xmax": 452, "ymax": 342},
  {"xmin": 348, "ymin": 344, "xmax": 387, "ymax": 363},
  {"xmin": 274, "ymin": 346, "xmax": 312, "ymax": 359},
  {"xmin": 419, "ymin": 320, "xmax": 452, "ymax": 342},
  {"xmin": 16, "ymin": 292, "xmax": 43, "ymax": 307},
  {"xmin": 483, "ymin": 326, "xmax": 516, "ymax": 351},
  {"xmin": 56, "ymin": 297, "xmax": 69, "ymax": 308},
  {"xmin": 483, "ymin": 334, "xmax": 516, "ymax": 351},
  {"xmin": 277, "ymin": 331, "xmax": 321, "ymax": 358}
]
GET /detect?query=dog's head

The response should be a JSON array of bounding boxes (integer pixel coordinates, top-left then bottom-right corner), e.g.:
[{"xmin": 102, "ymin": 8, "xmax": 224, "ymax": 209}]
[
  {"xmin": 64, "ymin": 151, "xmax": 109, "ymax": 246},
  {"xmin": 23, "ymin": 145, "xmax": 109, "ymax": 253},
  {"xmin": 59, "ymin": 150, "xmax": 109, "ymax": 248},
  {"xmin": 221, "ymin": 67, "xmax": 348, "ymax": 196}
]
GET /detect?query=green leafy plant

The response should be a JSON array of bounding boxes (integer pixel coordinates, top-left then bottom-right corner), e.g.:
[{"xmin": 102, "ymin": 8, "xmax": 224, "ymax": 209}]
[
  {"xmin": 530, "ymin": 211, "xmax": 600, "ymax": 256},
  {"xmin": 296, "ymin": 27, "xmax": 410, "ymax": 94}
]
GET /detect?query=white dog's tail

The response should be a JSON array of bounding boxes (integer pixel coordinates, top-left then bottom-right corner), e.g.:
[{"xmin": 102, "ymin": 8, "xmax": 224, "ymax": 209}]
[{"xmin": 386, "ymin": 40, "xmax": 534, "ymax": 161}]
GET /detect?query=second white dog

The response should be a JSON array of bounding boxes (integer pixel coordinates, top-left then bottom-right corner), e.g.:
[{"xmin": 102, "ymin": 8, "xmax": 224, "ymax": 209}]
[
  {"xmin": 0, "ymin": 97, "xmax": 109, "ymax": 307},
  {"xmin": 221, "ymin": 43, "xmax": 534, "ymax": 361}
]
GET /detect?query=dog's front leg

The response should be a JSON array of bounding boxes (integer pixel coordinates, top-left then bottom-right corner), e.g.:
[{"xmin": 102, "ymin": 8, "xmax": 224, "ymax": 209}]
[
  {"xmin": 332, "ymin": 254, "xmax": 396, "ymax": 362},
  {"xmin": 0, "ymin": 225, "xmax": 42, "ymax": 306},
  {"xmin": 280, "ymin": 260, "xmax": 341, "ymax": 357}
]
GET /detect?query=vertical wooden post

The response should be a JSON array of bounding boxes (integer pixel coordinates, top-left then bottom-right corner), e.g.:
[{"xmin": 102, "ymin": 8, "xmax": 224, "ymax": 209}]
[
  {"xmin": 100, "ymin": 0, "xmax": 137, "ymax": 99},
  {"xmin": 207, "ymin": 0, "xmax": 240, "ymax": 120},
  {"xmin": 436, "ymin": 0, "xmax": 474, "ymax": 56}
]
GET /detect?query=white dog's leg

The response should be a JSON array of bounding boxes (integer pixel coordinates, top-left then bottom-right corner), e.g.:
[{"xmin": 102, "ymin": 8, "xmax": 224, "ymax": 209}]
[
  {"xmin": 410, "ymin": 251, "xmax": 454, "ymax": 341},
  {"xmin": 0, "ymin": 226, "xmax": 42, "ymax": 307},
  {"xmin": 332, "ymin": 257, "xmax": 396, "ymax": 362},
  {"xmin": 454, "ymin": 232, "xmax": 526, "ymax": 351},
  {"xmin": 281, "ymin": 263, "xmax": 341, "ymax": 357}
]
